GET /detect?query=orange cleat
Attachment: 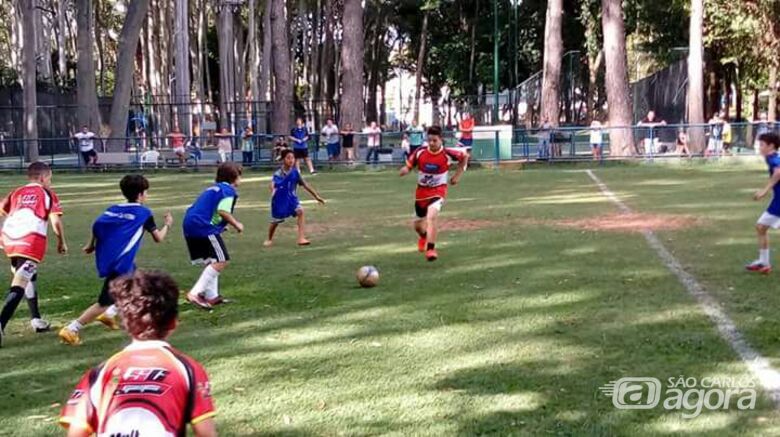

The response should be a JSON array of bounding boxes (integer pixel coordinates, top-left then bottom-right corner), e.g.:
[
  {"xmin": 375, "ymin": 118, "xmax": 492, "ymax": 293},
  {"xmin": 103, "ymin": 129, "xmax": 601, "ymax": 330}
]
[{"xmin": 425, "ymin": 248, "xmax": 438, "ymax": 262}]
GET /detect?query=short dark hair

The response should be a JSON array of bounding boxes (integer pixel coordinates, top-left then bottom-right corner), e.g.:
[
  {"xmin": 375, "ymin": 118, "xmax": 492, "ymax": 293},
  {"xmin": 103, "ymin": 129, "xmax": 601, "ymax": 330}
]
[
  {"xmin": 216, "ymin": 162, "xmax": 242, "ymax": 183},
  {"xmin": 280, "ymin": 149, "xmax": 294, "ymax": 160},
  {"xmin": 427, "ymin": 125, "xmax": 443, "ymax": 137},
  {"xmin": 759, "ymin": 133, "xmax": 780, "ymax": 150},
  {"xmin": 110, "ymin": 270, "xmax": 179, "ymax": 340},
  {"xmin": 27, "ymin": 162, "xmax": 51, "ymax": 180},
  {"xmin": 120, "ymin": 174, "xmax": 150, "ymax": 202}
]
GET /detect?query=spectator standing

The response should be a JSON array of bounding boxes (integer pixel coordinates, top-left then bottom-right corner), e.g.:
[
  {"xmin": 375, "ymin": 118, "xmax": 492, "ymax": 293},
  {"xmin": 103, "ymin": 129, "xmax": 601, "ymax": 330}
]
[
  {"xmin": 406, "ymin": 120, "xmax": 425, "ymax": 156},
  {"xmin": 754, "ymin": 113, "xmax": 771, "ymax": 153},
  {"xmin": 290, "ymin": 117, "xmax": 316, "ymax": 174},
  {"xmin": 321, "ymin": 118, "xmax": 341, "ymax": 162},
  {"xmin": 722, "ymin": 112, "xmax": 733, "ymax": 155},
  {"xmin": 73, "ymin": 125, "xmax": 99, "ymax": 167},
  {"xmin": 168, "ymin": 126, "xmax": 187, "ymax": 167},
  {"xmin": 341, "ymin": 123, "xmax": 356, "ymax": 163},
  {"xmin": 706, "ymin": 113, "xmax": 724, "ymax": 157},
  {"xmin": 538, "ymin": 118, "xmax": 552, "ymax": 159},
  {"xmin": 241, "ymin": 126, "xmax": 254, "ymax": 165},
  {"xmin": 637, "ymin": 110, "xmax": 667, "ymax": 156},
  {"xmin": 589, "ymin": 120, "xmax": 605, "ymax": 161},
  {"xmin": 215, "ymin": 127, "xmax": 233, "ymax": 163},
  {"xmin": 364, "ymin": 121, "xmax": 382, "ymax": 164}
]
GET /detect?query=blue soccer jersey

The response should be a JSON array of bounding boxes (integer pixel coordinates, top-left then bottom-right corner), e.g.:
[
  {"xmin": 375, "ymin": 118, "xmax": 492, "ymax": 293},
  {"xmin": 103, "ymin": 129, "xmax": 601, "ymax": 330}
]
[
  {"xmin": 93, "ymin": 204, "xmax": 156, "ymax": 278},
  {"xmin": 291, "ymin": 127, "xmax": 308, "ymax": 149},
  {"xmin": 183, "ymin": 182, "xmax": 238, "ymax": 237},
  {"xmin": 767, "ymin": 154, "xmax": 780, "ymax": 216},
  {"xmin": 271, "ymin": 168, "xmax": 303, "ymax": 220}
]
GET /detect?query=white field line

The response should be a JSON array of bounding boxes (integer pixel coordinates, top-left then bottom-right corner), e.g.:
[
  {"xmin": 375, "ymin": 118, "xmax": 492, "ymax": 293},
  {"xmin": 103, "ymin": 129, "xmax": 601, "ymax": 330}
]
[{"xmin": 585, "ymin": 169, "xmax": 780, "ymax": 408}]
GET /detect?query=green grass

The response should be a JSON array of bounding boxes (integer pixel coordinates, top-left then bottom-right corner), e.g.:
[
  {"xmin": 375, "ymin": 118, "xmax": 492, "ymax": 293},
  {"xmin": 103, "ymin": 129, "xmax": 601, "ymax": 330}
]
[{"xmin": 2, "ymin": 162, "xmax": 780, "ymax": 435}]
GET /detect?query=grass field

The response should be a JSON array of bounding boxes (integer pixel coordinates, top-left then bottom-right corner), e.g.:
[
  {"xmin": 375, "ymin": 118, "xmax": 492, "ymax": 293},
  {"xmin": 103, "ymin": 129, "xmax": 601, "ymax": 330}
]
[{"xmin": 3, "ymin": 161, "xmax": 780, "ymax": 436}]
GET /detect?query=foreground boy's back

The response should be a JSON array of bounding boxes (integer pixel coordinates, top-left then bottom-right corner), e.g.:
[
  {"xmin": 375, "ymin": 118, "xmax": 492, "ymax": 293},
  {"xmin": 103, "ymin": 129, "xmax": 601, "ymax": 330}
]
[{"xmin": 60, "ymin": 271, "xmax": 217, "ymax": 436}]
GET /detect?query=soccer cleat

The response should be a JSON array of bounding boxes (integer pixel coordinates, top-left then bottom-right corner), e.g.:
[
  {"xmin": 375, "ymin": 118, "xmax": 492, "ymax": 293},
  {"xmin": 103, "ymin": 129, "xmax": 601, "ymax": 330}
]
[
  {"xmin": 96, "ymin": 313, "xmax": 120, "ymax": 331},
  {"xmin": 745, "ymin": 262, "xmax": 772, "ymax": 274},
  {"xmin": 58, "ymin": 327, "xmax": 81, "ymax": 346},
  {"xmin": 425, "ymin": 249, "xmax": 438, "ymax": 262},
  {"xmin": 186, "ymin": 292, "xmax": 213, "ymax": 310},
  {"xmin": 417, "ymin": 237, "xmax": 427, "ymax": 253},
  {"xmin": 206, "ymin": 295, "xmax": 231, "ymax": 306},
  {"xmin": 30, "ymin": 318, "xmax": 51, "ymax": 333}
]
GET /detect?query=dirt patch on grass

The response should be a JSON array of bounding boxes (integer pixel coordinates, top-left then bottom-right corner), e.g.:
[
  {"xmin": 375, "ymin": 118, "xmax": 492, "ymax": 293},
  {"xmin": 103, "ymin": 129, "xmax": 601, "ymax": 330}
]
[
  {"xmin": 555, "ymin": 212, "xmax": 697, "ymax": 233},
  {"xmin": 439, "ymin": 218, "xmax": 495, "ymax": 232}
]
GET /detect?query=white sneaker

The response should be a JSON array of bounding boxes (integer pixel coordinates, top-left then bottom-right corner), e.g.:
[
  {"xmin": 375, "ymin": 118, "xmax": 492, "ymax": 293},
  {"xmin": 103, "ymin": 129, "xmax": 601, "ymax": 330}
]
[{"xmin": 31, "ymin": 318, "xmax": 51, "ymax": 333}]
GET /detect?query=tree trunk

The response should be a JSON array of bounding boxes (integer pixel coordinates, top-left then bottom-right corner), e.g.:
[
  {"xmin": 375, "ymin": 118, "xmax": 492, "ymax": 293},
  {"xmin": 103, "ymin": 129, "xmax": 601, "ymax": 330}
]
[
  {"xmin": 320, "ymin": 0, "xmax": 335, "ymax": 106},
  {"xmin": 217, "ymin": 6, "xmax": 235, "ymax": 128},
  {"xmin": 687, "ymin": 0, "xmax": 705, "ymax": 153},
  {"xmin": 468, "ymin": 0, "xmax": 479, "ymax": 89},
  {"xmin": 249, "ymin": 0, "xmax": 259, "ymax": 104},
  {"xmin": 541, "ymin": 0, "xmax": 563, "ymax": 126},
  {"xmin": 587, "ymin": 50, "xmax": 603, "ymax": 123},
  {"xmin": 95, "ymin": 0, "xmax": 106, "ymax": 95},
  {"xmin": 413, "ymin": 11, "xmax": 429, "ymax": 124},
  {"xmin": 21, "ymin": 0, "xmax": 38, "ymax": 162},
  {"xmin": 271, "ymin": 0, "xmax": 293, "ymax": 134},
  {"xmin": 107, "ymin": 0, "xmax": 151, "ymax": 151},
  {"xmin": 601, "ymin": 0, "xmax": 634, "ymax": 156},
  {"xmin": 57, "ymin": 0, "xmax": 67, "ymax": 85},
  {"xmin": 735, "ymin": 65, "xmax": 743, "ymax": 121},
  {"xmin": 76, "ymin": 0, "xmax": 102, "ymax": 129},
  {"xmin": 339, "ymin": 0, "xmax": 364, "ymax": 129},
  {"xmin": 260, "ymin": 0, "xmax": 273, "ymax": 101},
  {"xmin": 769, "ymin": 64, "xmax": 778, "ymax": 121},
  {"xmin": 174, "ymin": 0, "xmax": 191, "ymax": 134},
  {"xmin": 34, "ymin": 4, "xmax": 52, "ymax": 84}
]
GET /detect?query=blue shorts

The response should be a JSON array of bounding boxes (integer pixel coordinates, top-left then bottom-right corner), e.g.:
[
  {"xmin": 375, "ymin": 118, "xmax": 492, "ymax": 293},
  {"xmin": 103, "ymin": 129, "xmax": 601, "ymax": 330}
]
[
  {"xmin": 327, "ymin": 143, "xmax": 341, "ymax": 158},
  {"xmin": 271, "ymin": 199, "xmax": 302, "ymax": 224},
  {"xmin": 459, "ymin": 138, "xmax": 473, "ymax": 147}
]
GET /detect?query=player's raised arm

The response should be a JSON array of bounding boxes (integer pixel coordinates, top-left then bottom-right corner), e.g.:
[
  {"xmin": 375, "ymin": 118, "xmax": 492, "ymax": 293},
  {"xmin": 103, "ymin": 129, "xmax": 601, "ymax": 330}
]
[{"xmin": 151, "ymin": 212, "xmax": 173, "ymax": 243}]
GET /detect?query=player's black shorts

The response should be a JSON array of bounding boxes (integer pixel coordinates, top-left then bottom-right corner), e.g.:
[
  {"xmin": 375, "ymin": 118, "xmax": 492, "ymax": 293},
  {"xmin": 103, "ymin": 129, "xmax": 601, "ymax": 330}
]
[
  {"xmin": 414, "ymin": 197, "xmax": 445, "ymax": 219},
  {"xmin": 293, "ymin": 148, "xmax": 309, "ymax": 159},
  {"xmin": 97, "ymin": 272, "xmax": 122, "ymax": 307},
  {"xmin": 185, "ymin": 234, "xmax": 230, "ymax": 265},
  {"xmin": 81, "ymin": 149, "xmax": 97, "ymax": 163}
]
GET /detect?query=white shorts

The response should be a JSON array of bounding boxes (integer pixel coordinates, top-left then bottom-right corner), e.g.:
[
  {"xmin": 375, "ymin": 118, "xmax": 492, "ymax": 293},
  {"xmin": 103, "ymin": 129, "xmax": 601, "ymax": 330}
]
[
  {"xmin": 757, "ymin": 212, "xmax": 780, "ymax": 229},
  {"xmin": 174, "ymin": 147, "xmax": 186, "ymax": 155}
]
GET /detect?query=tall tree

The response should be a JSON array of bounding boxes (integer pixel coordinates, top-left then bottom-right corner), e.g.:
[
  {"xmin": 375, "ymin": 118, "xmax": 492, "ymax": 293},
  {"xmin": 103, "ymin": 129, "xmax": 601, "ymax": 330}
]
[
  {"xmin": 217, "ymin": 5, "xmax": 236, "ymax": 128},
  {"xmin": 174, "ymin": 0, "xmax": 191, "ymax": 134},
  {"xmin": 601, "ymin": 0, "xmax": 633, "ymax": 156},
  {"xmin": 339, "ymin": 0, "xmax": 364, "ymax": 128},
  {"xmin": 21, "ymin": 0, "xmax": 38, "ymax": 162},
  {"xmin": 541, "ymin": 0, "xmax": 563, "ymax": 125},
  {"xmin": 76, "ymin": 0, "xmax": 102, "ymax": 129},
  {"xmin": 412, "ymin": 9, "xmax": 429, "ymax": 124},
  {"xmin": 260, "ymin": 0, "xmax": 273, "ymax": 101},
  {"xmin": 107, "ymin": 0, "xmax": 151, "ymax": 151},
  {"xmin": 688, "ymin": 0, "xmax": 706, "ymax": 152},
  {"xmin": 271, "ymin": 0, "xmax": 293, "ymax": 134},
  {"xmin": 248, "ymin": 0, "xmax": 259, "ymax": 103},
  {"xmin": 56, "ymin": 0, "xmax": 68, "ymax": 85}
]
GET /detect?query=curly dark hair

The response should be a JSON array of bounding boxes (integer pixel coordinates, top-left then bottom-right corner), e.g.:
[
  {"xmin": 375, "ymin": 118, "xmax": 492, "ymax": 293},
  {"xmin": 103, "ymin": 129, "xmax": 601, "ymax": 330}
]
[
  {"xmin": 110, "ymin": 270, "xmax": 179, "ymax": 340},
  {"xmin": 759, "ymin": 133, "xmax": 780, "ymax": 150},
  {"xmin": 427, "ymin": 125, "xmax": 443, "ymax": 137},
  {"xmin": 216, "ymin": 162, "xmax": 243, "ymax": 184}
]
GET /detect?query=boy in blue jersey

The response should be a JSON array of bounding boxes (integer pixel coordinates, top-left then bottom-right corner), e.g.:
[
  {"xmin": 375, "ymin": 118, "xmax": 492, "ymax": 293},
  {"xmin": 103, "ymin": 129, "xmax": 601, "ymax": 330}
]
[
  {"xmin": 263, "ymin": 149, "xmax": 325, "ymax": 247},
  {"xmin": 184, "ymin": 162, "xmax": 244, "ymax": 310},
  {"xmin": 747, "ymin": 133, "xmax": 780, "ymax": 274},
  {"xmin": 58, "ymin": 175, "xmax": 172, "ymax": 345}
]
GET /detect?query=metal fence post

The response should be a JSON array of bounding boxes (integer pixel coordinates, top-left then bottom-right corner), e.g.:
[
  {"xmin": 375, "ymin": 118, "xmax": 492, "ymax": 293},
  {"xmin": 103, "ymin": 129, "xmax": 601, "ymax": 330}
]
[{"xmin": 494, "ymin": 129, "xmax": 500, "ymax": 168}]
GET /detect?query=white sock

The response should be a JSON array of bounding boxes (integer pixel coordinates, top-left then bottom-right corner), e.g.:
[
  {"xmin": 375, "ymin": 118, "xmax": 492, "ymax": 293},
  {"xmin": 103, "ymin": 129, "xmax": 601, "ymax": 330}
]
[
  {"xmin": 204, "ymin": 274, "xmax": 220, "ymax": 300},
  {"xmin": 191, "ymin": 265, "xmax": 219, "ymax": 297},
  {"xmin": 760, "ymin": 249, "xmax": 770, "ymax": 265},
  {"xmin": 24, "ymin": 281, "xmax": 35, "ymax": 299},
  {"xmin": 67, "ymin": 320, "xmax": 83, "ymax": 332},
  {"xmin": 104, "ymin": 305, "xmax": 118, "ymax": 318}
]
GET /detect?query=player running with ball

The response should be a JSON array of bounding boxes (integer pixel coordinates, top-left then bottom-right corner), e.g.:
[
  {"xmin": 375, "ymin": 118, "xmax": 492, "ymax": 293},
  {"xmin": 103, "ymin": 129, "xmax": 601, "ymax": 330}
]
[
  {"xmin": 747, "ymin": 132, "xmax": 780, "ymax": 274},
  {"xmin": 400, "ymin": 125, "xmax": 468, "ymax": 261}
]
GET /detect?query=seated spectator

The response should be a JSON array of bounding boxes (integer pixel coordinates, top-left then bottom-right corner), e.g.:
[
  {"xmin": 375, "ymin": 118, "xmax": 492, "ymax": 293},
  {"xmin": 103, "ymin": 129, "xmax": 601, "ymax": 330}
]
[
  {"xmin": 168, "ymin": 126, "xmax": 187, "ymax": 168},
  {"xmin": 140, "ymin": 146, "xmax": 160, "ymax": 169},
  {"xmin": 273, "ymin": 136, "xmax": 289, "ymax": 161}
]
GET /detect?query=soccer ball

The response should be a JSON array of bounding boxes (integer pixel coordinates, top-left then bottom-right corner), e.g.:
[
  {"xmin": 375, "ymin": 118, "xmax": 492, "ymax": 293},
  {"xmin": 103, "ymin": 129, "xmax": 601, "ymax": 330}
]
[{"xmin": 356, "ymin": 266, "xmax": 380, "ymax": 288}]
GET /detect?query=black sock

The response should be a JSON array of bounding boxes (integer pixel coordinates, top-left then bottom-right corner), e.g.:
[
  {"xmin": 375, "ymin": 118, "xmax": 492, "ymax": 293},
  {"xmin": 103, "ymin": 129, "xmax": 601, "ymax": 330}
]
[
  {"xmin": 419, "ymin": 232, "xmax": 427, "ymax": 239},
  {"xmin": 0, "ymin": 286, "xmax": 25, "ymax": 331},
  {"xmin": 26, "ymin": 281, "xmax": 40, "ymax": 319},
  {"xmin": 427, "ymin": 243, "xmax": 435, "ymax": 250}
]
